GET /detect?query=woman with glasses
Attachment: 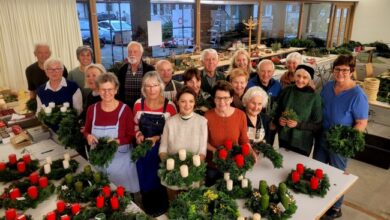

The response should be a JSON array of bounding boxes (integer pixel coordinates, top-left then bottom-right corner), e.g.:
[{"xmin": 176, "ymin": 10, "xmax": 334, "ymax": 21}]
[
  {"xmin": 133, "ymin": 71, "xmax": 176, "ymax": 217},
  {"xmin": 83, "ymin": 72, "xmax": 139, "ymax": 195},
  {"xmin": 204, "ymin": 80, "xmax": 251, "ymax": 186},
  {"xmin": 274, "ymin": 64, "xmax": 322, "ymax": 156},
  {"xmin": 314, "ymin": 55, "xmax": 368, "ymax": 219}
]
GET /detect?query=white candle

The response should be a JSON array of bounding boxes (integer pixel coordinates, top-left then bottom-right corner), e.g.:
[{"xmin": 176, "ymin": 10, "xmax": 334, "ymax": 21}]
[
  {"xmin": 63, "ymin": 102, "xmax": 70, "ymax": 108},
  {"xmin": 238, "ymin": 175, "xmax": 243, "ymax": 180},
  {"xmin": 46, "ymin": 156, "xmax": 52, "ymax": 164},
  {"xmin": 44, "ymin": 163, "xmax": 51, "ymax": 174},
  {"xmin": 237, "ymin": 217, "xmax": 245, "ymax": 220},
  {"xmin": 48, "ymin": 102, "xmax": 55, "ymax": 108},
  {"xmin": 178, "ymin": 149, "xmax": 186, "ymax": 161},
  {"xmin": 226, "ymin": 179, "xmax": 233, "ymax": 191},
  {"xmin": 224, "ymin": 172, "xmax": 230, "ymax": 181},
  {"xmin": 64, "ymin": 153, "xmax": 70, "ymax": 161},
  {"xmin": 44, "ymin": 107, "xmax": 52, "ymax": 115},
  {"xmin": 253, "ymin": 213, "xmax": 261, "ymax": 220},
  {"xmin": 241, "ymin": 178, "xmax": 248, "ymax": 188},
  {"xmin": 60, "ymin": 106, "xmax": 67, "ymax": 113},
  {"xmin": 180, "ymin": 165, "xmax": 188, "ymax": 178},
  {"xmin": 192, "ymin": 155, "xmax": 201, "ymax": 167},
  {"xmin": 63, "ymin": 160, "xmax": 70, "ymax": 169},
  {"xmin": 166, "ymin": 158, "xmax": 175, "ymax": 171}
]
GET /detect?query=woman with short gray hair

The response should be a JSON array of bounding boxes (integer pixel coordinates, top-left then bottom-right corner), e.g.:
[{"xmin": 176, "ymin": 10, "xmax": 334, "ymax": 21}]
[
  {"xmin": 69, "ymin": 46, "xmax": 94, "ymax": 99},
  {"xmin": 280, "ymin": 52, "xmax": 302, "ymax": 88}
]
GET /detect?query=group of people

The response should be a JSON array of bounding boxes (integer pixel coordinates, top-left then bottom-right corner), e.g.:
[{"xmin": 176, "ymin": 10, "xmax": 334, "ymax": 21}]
[{"xmin": 25, "ymin": 41, "xmax": 368, "ymax": 219}]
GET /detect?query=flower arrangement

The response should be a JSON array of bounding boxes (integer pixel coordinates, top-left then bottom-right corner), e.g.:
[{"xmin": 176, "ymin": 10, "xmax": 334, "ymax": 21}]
[
  {"xmin": 246, "ymin": 180, "xmax": 297, "ymax": 220},
  {"xmin": 252, "ymin": 142, "xmax": 283, "ymax": 168},
  {"xmin": 0, "ymin": 154, "xmax": 39, "ymax": 182},
  {"xmin": 213, "ymin": 140, "xmax": 255, "ymax": 180},
  {"xmin": 39, "ymin": 155, "xmax": 79, "ymax": 180},
  {"xmin": 284, "ymin": 163, "xmax": 330, "ymax": 197},
  {"xmin": 158, "ymin": 149, "xmax": 206, "ymax": 189},
  {"xmin": 131, "ymin": 140, "xmax": 153, "ymax": 162},
  {"xmin": 89, "ymin": 137, "xmax": 118, "ymax": 167},
  {"xmin": 325, "ymin": 125, "xmax": 365, "ymax": 158},
  {"xmin": 0, "ymin": 177, "xmax": 55, "ymax": 210},
  {"xmin": 168, "ymin": 187, "xmax": 239, "ymax": 220},
  {"xmin": 56, "ymin": 165, "xmax": 110, "ymax": 203},
  {"xmin": 1, "ymin": 209, "xmax": 32, "ymax": 220},
  {"xmin": 215, "ymin": 175, "xmax": 252, "ymax": 199}
]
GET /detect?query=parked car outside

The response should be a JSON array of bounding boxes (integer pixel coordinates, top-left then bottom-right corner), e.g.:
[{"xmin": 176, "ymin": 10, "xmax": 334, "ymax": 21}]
[
  {"xmin": 98, "ymin": 20, "xmax": 132, "ymax": 45},
  {"xmin": 79, "ymin": 19, "xmax": 110, "ymax": 48}
]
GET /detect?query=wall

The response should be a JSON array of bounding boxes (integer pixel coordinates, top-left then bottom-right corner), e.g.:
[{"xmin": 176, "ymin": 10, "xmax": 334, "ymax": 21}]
[{"xmin": 351, "ymin": 0, "xmax": 390, "ymax": 44}]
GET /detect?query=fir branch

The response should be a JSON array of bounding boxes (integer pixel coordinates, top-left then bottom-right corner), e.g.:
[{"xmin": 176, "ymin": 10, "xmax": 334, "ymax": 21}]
[
  {"xmin": 325, "ymin": 125, "xmax": 365, "ymax": 158},
  {"xmin": 252, "ymin": 142, "xmax": 283, "ymax": 168},
  {"xmin": 0, "ymin": 159, "xmax": 40, "ymax": 182},
  {"xmin": 284, "ymin": 168, "xmax": 330, "ymax": 197},
  {"xmin": 131, "ymin": 140, "xmax": 153, "ymax": 162},
  {"xmin": 89, "ymin": 138, "xmax": 118, "ymax": 167}
]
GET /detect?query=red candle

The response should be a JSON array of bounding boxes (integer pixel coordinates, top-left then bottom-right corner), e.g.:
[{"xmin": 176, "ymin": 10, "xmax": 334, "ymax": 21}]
[
  {"xmin": 22, "ymin": 154, "xmax": 31, "ymax": 164},
  {"xmin": 0, "ymin": 162, "xmax": 6, "ymax": 171},
  {"xmin": 102, "ymin": 185, "xmax": 111, "ymax": 197},
  {"xmin": 218, "ymin": 149, "xmax": 227, "ymax": 160},
  {"xmin": 57, "ymin": 200, "xmax": 66, "ymax": 213},
  {"xmin": 291, "ymin": 171, "xmax": 300, "ymax": 183},
  {"xmin": 110, "ymin": 196, "xmax": 119, "ymax": 210},
  {"xmin": 235, "ymin": 154, "xmax": 245, "ymax": 168},
  {"xmin": 60, "ymin": 215, "xmax": 70, "ymax": 220},
  {"xmin": 116, "ymin": 186, "xmax": 125, "ymax": 197},
  {"xmin": 17, "ymin": 161, "xmax": 26, "ymax": 173},
  {"xmin": 17, "ymin": 214, "xmax": 27, "ymax": 220},
  {"xmin": 29, "ymin": 172, "xmax": 39, "ymax": 185},
  {"xmin": 8, "ymin": 154, "xmax": 17, "ymax": 165},
  {"xmin": 39, "ymin": 176, "xmax": 48, "ymax": 189},
  {"xmin": 315, "ymin": 169, "xmax": 323, "ymax": 179},
  {"xmin": 241, "ymin": 143, "xmax": 250, "ymax": 156},
  {"xmin": 224, "ymin": 140, "xmax": 233, "ymax": 150},
  {"xmin": 310, "ymin": 177, "xmax": 319, "ymax": 190},
  {"xmin": 5, "ymin": 208, "xmax": 16, "ymax": 220},
  {"xmin": 27, "ymin": 186, "xmax": 39, "ymax": 200},
  {"xmin": 46, "ymin": 211, "xmax": 56, "ymax": 220},
  {"xmin": 296, "ymin": 163, "xmax": 304, "ymax": 175},
  {"xmin": 71, "ymin": 203, "xmax": 81, "ymax": 215},
  {"xmin": 9, "ymin": 188, "xmax": 21, "ymax": 200},
  {"xmin": 96, "ymin": 195, "xmax": 105, "ymax": 208}
]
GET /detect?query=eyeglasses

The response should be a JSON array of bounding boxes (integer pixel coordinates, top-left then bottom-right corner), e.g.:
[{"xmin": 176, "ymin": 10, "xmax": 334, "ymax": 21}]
[
  {"xmin": 334, "ymin": 68, "xmax": 350, "ymax": 73},
  {"xmin": 145, "ymin": 84, "xmax": 159, "ymax": 89},
  {"xmin": 214, "ymin": 96, "xmax": 232, "ymax": 102},
  {"xmin": 99, "ymin": 88, "xmax": 115, "ymax": 93},
  {"xmin": 47, "ymin": 68, "xmax": 63, "ymax": 72}
]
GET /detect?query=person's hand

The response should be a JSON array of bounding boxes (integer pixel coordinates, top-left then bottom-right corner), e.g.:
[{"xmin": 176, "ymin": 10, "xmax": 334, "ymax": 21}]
[
  {"xmin": 279, "ymin": 117, "xmax": 287, "ymax": 127},
  {"xmin": 136, "ymin": 133, "xmax": 144, "ymax": 144},
  {"xmin": 252, "ymin": 149, "xmax": 258, "ymax": 163},
  {"xmin": 146, "ymin": 136, "xmax": 160, "ymax": 146},
  {"xmin": 159, "ymin": 152, "xmax": 167, "ymax": 161},
  {"xmin": 87, "ymin": 134, "xmax": 98, "ymax": 149},
  {"xmin": 287, "ymin": 119, "xmax": 298, "ymax": 128}
]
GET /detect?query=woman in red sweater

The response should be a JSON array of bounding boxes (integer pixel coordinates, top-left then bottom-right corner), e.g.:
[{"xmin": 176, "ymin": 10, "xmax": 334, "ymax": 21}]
[{"xmin": 83, "ymin": 72, "xmax": 139, "ymax": 193}]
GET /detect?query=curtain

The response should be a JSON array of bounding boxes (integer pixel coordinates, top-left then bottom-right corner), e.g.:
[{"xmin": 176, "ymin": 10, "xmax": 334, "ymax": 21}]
[{"xmin": 0, "ymin": 0, "xmax": 82, "ymax": 90}]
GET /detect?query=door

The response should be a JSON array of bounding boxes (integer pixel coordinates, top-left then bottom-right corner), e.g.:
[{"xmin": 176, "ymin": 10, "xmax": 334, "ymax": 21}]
[{"xmin": 327, "ymin": 3, "xmax": 354, "ymax": 48}]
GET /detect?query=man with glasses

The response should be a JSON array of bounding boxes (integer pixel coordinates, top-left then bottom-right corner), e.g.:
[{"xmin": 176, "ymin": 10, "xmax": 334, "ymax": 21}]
[{"xmin": 25, "ymin": 43, "xmax": 68, "ymax": 99}]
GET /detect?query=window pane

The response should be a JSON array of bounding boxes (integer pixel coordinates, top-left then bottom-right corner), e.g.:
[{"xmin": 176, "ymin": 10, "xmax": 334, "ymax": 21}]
[{"xmin": 301, "ymin": 3, "xmax": 331, "ymax": 47}]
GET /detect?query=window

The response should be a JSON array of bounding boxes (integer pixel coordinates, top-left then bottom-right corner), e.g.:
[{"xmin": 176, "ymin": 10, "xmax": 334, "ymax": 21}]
[{"xmin": 301, "ymin": 3, "xmax": 331, "ymax": 47}]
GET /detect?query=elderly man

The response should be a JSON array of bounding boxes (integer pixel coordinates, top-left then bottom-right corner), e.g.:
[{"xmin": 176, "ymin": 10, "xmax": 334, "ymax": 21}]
[
  {"xmin": 36, "ymin": 58, "xmax": 83, "ymax": 117},
  {"xmin": 200, "ymin": 49, "xmax": 225, "ymax": 94},
  {"xmin": 155, "ymin": 60, "xmax": 183, "ymax": 102},
  {"xmin": 117, "ymin": 41, "xmax": 154, "ymax": 108},
  {"xmin": 68, "ymin": 46, "xmax": 93, "ymax": 99},
  {"xmin": 25, "ymin": 43, "xmax": 68, "ymax": 99}
]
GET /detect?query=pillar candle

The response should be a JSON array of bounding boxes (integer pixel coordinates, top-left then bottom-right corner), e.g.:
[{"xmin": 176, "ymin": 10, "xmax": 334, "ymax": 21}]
[
  {"xmin": 237, "ymin": 175, "xmax": 243, "ymax": 180},
  {"xmin": 241, "ymin": 178, "xmax": 248, "ymax": 188},
  {"xmin": 29, "ymin": 172, "xmax": 39, "ymax": 184},
  {"xmin": 310, "ymin": 177, "xmax": 319, "ymax": 190},
  {"xmin": 60, "ymin": 106, "xmax": 67, "ymax": 113},
  {"xmin": 22, "ymin": 154, "xmax": 31, "ymax": 164},
  {"xmin": 226, "ymin": 179, "xmax": 233, "ymax": 191},
  {"xmin": 27, "ymin": 186, "xmax": 38, "ymax": 200},
  {"xmin": 9, "ymin": 188, "xmax": 21, "ymax": 200},
  {"xmin": 39, "ymin": 176, "xmax": 48, "ymax": 188},
  {"xmin": 57, "ymin": 200, "xmax": 66, "ymax": 213},
  {"xmin": 17, "ymin": 161, "xmax": 26, "ymax": 173},
  {"xmin": 178, "ymin": 149, "xmax": 186, "ymax": 161},
  {"xmin": 63, "ymin": 102, "xmax": 70, "ymax": 108},
  {"xmin": 71, "ymin": 203, "xmax": 80, "ymax": 215},
  {"xmin": 237, "ymin": 217, "xmax": 245, "ymax": 220},
  {"xmin": 116, "ymin": 186, "xmax": 125, "ymax": 197},
  {"xmin": 84, "ymin": 165, "xmax": 92, "ymax": 175},
  {"xmin": 110, "ymin": 196, "xmax": 119, "ymax": 210},
  {"xmin": 0, "ymin": 162, "xmax": 6, "ymax": 171},
  {"xmin": 253, "ymin": 213, "xmax": 261, "ymax": 220},
  {"xmin": 46, "ymin": 211, "xmax": 56, "ymax": 220},
  {"xmin": 46, "ymin": 156, "xmax": 52, "ymax": 164},
  {"xmin": 63, "ymin": 153, "xmax": 70, "ymax": 161},
  {"xmin": 8, "ymin": 154, "xmax": 17, "ymax": 165},
  {"xmin": 224, "ymin": 172, "xmax": 230, "ymax": 181},
  {"xmin": 315, "ymin": 169, "xmax": 323, "ymax": 179},
  {"xmin": 62, "ymin": 160, "xmax": 70, "ymax": 169},
  {"xmin": 5, "ymin": 209, "xmax": 17, "ymax": 220},
  {"xmin": 48, "ymin": 102, "xmax": 55, "ymax": 108},
  {"xmin": 44, "ymin": 163, "xmax": 51, "ymax": 174},
  {"xmin": 192, "ymin": 155, "xmax": 201, "ymax": 167},
  {"xmin": 180, "ymin": 165, "xmax": 189, "ymax": 178},
  {"xmin": 166, "ymin": 158, "xmax": 175, "ymax": 171},
  {"xmin": 75, "ymin": 181, "xmax": 83, "ymax": 193},
  {"xmin": 96, "ymin": 195, "xmax": 105, "ymax": 208},
  {"xmin": 93, "ymin": 172, "xmax": 101, "ymax": 183},
  {"xmin": 102, "ymin": 185, "xmax": 111, "ymax": 197},
  {"xmin": 44, "ymin": 107, "xmax": 52, "ymax": 115},
  {"xmin": 296, "ymin": 163, "xmax": 304, "ymax": 175},
  {"xmin": 65, "ymin": 173, "xmax": 73, "ymax": 185},
  {"xmin": 291, "ymin": 171, "xmax": 300, "ymax": 183}
]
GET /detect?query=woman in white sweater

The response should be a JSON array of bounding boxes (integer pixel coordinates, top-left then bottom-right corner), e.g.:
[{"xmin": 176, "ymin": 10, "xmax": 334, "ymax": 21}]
[{"xmin": 159, "ymin": 86, "xmax": 208, "ymax": 160}]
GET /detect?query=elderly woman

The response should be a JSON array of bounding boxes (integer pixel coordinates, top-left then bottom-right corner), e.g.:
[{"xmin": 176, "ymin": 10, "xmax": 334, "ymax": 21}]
[
  {"xmin": 228, "ymin": 49, "xmax": 256, "ymax": 79},
  {"xmin": 280, "ymin": 52, "xmax": 302, "ymax": 88},
  {"xmin": 242, "ymin": 87, "xmax": 269, "ymax": 144},
  {"xmin": 183, "ymin": 67, "xmax": 214, "ymax": 115},
  {"xmin": 83, "ymin": 72, "xmax": 139, "ymax": 193},
  {"xmin": 274, "ymin": 64, "xmax": 322, "ymax": 156},
  {"xmin": 68, "ymin": 46, "xmax": 93, "ymax": 98},
  {"xmin": 155, "ymin": 60, "xmax": 183, "ymax": 102},
  {"xmin": 204, "ymin": 80, "xmax": 251, "ymax": 186},
  {"xmin": 84, "ymin": 64, "xmax": 106, "ymax": 110},
  {"xmin": 229, "ymin": 68, "xmax": 249, "ymax": 110},
  {"xmin": 36, "ymin": 58, "xmax": 83, "ymax": 116},
  {"xmin": 133, "ymin": 71, "xmax": 176, "ymax": 217},
  {"xmin": 200, "ymin": 49, "xmax": 225, "ymax": 94},
  {"xmin": 314, "ymin": 55, "xmax": 368, "ymax": 219}
]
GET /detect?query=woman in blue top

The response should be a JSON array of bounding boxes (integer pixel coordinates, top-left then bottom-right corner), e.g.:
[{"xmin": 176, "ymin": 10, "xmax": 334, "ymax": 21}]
[{"xmin": 314, "ymin": 55, "xmax": 368, "ymax": 219}]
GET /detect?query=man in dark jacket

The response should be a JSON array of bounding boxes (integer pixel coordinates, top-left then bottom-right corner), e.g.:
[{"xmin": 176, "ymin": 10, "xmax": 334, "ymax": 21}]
[
  {"xmin": 117, "ymin": 41, "xmax": 154, "ymax": 108},
  {"xmin": 200, "ymin": 48, "xmax": 225, "ymax": 94}
]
